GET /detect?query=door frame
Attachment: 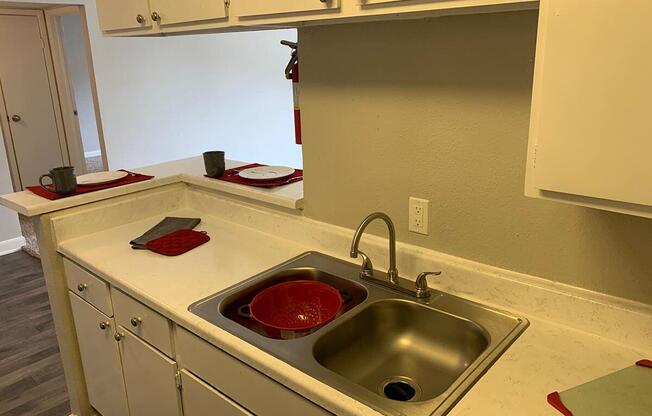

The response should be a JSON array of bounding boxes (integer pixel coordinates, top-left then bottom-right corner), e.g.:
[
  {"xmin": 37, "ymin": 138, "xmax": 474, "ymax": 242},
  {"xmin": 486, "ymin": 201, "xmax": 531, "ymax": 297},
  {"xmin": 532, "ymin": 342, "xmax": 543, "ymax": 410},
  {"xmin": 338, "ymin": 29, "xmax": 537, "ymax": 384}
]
[
  {"xmin": 44, "ymin": 5, "xmax": 109, "ymax": 174},
  {"xmin": 0, "ymin": 8, "xmax": 71, "ymax": 190}
]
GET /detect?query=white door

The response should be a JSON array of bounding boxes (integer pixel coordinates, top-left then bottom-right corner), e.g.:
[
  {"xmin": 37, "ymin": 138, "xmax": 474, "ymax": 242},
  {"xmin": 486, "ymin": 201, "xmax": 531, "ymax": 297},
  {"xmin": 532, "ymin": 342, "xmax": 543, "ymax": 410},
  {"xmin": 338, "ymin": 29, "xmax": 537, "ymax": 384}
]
[
  {"xmin": 96, "ymin": 0, "xmax": 152, "ymax": 32},
  {"xmin": 180, "ymin": 370, "xmax": 252, "ymax": 416},
  {"xmin": 0, "ymin": 14, "xmax": 66, "ymax": 189},
  {"xmin": 237, "ymin": 0, "xmax": 340, "ymax": 18},
  {"xmin": 119, "ymin": 329, "xmax": 182, "ymax": 416},
  {"xmin": 69, "ymin": 294, "xmax": 130, "ymax": 416},
  {"xmin": 149, "ymin": 0, "xmax": 228, "ymax": 26}
]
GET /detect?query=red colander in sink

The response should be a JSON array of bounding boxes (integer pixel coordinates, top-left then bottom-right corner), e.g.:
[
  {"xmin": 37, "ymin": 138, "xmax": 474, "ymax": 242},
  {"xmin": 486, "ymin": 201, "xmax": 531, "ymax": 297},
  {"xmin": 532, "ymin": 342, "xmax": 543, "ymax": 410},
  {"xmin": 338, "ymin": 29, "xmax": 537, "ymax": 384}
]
[{"xmin": 250, "ymin": 280, "xmax": 343, "ymax": 339}]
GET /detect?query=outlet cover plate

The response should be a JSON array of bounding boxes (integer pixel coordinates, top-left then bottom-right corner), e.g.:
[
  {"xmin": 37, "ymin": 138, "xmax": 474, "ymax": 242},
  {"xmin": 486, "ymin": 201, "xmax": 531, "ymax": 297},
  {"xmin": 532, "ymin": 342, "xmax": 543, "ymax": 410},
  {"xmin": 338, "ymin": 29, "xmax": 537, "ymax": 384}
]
[{"xmin": 409, "ymin": 197, "xmax": 429, "ymax": 235}]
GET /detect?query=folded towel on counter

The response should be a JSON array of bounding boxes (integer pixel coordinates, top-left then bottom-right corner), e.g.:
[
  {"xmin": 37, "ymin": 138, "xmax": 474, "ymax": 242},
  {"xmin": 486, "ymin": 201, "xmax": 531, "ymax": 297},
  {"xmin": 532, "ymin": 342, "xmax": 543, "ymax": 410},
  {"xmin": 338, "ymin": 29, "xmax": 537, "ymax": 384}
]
[{"xmin": 130, "ymin": 217, "xmax": 201, "ymax": 249}]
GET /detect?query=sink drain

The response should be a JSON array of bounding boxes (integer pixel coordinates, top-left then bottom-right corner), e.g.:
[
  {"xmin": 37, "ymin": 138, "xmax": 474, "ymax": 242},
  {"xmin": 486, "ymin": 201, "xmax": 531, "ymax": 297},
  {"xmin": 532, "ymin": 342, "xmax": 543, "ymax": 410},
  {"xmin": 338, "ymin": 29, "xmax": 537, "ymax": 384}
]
[{"xmin": 379, "ymin": 377, "xmax": 422, "ymax": 402}]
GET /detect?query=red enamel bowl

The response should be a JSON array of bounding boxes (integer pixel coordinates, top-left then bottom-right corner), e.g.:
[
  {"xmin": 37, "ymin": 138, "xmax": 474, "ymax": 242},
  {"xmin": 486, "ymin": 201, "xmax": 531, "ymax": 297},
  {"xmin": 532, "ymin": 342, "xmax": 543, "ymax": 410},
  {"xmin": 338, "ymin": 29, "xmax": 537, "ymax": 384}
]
[{"xmin": 250, "ymin": 280, "xmax": 343, "ymax": 339}]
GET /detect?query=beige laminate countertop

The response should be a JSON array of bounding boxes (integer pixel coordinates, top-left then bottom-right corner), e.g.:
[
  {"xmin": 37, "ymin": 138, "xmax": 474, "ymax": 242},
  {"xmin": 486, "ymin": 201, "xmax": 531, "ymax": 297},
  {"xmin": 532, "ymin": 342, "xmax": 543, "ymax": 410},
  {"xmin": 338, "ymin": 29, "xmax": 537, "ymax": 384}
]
[
  {"xmin": 56, "ymin": 206, "xmax": 649, "ymax": 416},
  {"xmin": 0, "ymin": 156, "xmax": 304, "ymax": 216}
]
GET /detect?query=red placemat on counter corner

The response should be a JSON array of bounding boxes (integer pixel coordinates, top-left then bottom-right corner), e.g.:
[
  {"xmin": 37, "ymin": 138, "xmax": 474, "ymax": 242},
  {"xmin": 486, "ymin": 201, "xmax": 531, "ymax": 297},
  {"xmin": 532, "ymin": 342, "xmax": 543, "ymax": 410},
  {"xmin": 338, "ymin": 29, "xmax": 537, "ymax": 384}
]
[
  {"xmin": 27, "ymin": 170, "xmax": 154, "ymax": 201},
  {"xmin": 210, "ymin": 163, "xmax": 303, "ymax": 188}
]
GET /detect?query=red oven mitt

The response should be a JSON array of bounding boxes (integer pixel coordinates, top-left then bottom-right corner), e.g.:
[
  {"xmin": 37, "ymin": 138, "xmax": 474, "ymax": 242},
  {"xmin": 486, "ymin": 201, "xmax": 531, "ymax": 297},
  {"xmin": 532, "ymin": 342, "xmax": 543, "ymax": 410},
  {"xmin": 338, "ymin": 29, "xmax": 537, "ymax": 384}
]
[{"xmin": 145, "ymin": 229, "xmax": 210, "ymax": 256}]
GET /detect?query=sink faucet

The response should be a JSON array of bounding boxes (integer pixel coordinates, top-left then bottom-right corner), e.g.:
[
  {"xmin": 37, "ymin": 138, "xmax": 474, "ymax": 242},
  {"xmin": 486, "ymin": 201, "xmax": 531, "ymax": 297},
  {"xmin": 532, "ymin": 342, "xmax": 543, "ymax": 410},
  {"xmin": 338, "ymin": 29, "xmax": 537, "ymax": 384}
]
[
  {"xmin": 350, "ymin": 212, "xmax": 399, "ymax": 284},
  {"xmin": 350, "ymin": 212, "xmax": 441, "ymax": 299}
]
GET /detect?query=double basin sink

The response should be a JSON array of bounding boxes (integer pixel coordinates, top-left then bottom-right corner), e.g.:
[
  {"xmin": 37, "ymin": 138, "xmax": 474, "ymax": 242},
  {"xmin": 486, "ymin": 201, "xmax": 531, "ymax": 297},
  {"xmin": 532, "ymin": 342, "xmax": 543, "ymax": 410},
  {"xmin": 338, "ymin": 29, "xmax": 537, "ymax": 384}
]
[{"xmin": 190, "ymin": 252, "xmax": 528, "ymax": 416}]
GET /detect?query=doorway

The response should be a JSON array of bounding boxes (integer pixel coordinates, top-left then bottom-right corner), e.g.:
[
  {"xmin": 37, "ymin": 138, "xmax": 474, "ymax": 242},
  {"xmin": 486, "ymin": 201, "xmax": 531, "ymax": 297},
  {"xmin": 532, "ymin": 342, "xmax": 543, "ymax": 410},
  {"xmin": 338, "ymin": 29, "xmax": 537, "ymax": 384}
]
[
  {"xmin": 0, "ymin": 5, "xmax": 106, "ymax": 192},
  {"xmin": 45, "ymin": 6, "xmax": 108, "ymax": 175}
]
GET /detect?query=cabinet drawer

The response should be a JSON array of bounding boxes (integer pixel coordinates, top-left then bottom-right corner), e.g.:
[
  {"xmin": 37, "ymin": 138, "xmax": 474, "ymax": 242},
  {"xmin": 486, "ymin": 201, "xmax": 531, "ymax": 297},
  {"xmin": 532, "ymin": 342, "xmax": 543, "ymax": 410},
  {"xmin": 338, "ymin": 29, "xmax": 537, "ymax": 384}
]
[
  {"xmin": 176, "ymin": 328, "xmax": 331, "ymax": 416},
  {"xmin": 64, "ymin": 258, "xmax": 113, "ymax": 316},
  {"xmin": 180, "ymin": 369, "xmax": 252, "ymax": 416},
  {"xmin": 112, "ymin": 288, "xmax": 174, "ymax": 357}
]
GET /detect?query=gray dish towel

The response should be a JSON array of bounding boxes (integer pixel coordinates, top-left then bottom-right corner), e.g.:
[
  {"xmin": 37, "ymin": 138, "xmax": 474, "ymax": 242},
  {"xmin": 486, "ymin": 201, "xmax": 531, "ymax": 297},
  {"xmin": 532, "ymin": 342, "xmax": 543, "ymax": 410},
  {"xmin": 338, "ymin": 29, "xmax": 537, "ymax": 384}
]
[{"xmin": 130, "ymin": 217, "xmax": 201, "ymax": 250}]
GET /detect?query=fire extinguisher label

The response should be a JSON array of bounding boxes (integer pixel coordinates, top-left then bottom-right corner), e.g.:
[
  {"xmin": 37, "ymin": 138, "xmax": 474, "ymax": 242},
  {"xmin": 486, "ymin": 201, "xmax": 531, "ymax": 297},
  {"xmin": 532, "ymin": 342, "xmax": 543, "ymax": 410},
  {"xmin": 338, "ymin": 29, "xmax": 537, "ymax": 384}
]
[{"xmin": 293, "ymin": 85, "xmax": 300, "ymax": 110}]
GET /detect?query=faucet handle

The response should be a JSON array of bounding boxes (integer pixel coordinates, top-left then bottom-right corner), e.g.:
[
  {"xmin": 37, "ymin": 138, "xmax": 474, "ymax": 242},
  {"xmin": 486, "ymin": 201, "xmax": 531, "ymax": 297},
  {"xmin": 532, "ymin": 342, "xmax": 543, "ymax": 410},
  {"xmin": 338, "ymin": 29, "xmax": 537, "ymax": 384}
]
[
  {"xmin": 357, "ymin": 250, "xmax": 374, "ymax": 279},
  {"xmin": 415, "ymin": 271, "xmax": 442, "ymax": 299}
]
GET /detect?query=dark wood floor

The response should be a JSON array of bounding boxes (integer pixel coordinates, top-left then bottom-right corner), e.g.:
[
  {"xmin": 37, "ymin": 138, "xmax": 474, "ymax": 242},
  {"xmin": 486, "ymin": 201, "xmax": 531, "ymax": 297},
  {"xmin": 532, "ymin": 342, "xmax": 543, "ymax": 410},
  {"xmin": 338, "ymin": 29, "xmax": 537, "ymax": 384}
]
[{"xmin": 0, "ymin": 251, "xmax": 70, "ymax": 416}]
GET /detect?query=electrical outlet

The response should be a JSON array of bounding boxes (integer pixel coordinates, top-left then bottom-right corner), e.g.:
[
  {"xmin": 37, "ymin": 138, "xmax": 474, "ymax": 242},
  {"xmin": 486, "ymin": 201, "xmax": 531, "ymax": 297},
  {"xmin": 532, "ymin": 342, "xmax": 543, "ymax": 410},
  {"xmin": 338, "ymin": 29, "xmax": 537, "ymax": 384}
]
[{"xmin": 409, "ymin": 197, "xmax": 429, "ymax": 235}]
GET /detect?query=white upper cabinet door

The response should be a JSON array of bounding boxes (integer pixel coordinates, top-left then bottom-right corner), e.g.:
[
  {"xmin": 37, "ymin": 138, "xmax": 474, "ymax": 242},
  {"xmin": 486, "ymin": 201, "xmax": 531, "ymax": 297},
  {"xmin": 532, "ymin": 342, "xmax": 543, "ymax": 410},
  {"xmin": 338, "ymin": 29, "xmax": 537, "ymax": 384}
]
[
  {"xmin": 119, "ymin": 329, "xmax": 182, "ymax": 416},
  {"xmin": 237, "ymin": 0, "xmax": 340, "ymax": 18},
  {"xmin": 149, "ymin": 0, "xmax": 228, "ymax": 26},
  {"xmin": 529, "ymin": 0, "xmax": 652, "ymax": 206},
  {"xmin": 96, "ymin": 0, "xmax": 152, "ymax": 31},
  {"xmin": 361, "ymin": 0, "xmax": 415, "ymax": 4},
  {"xmin": 69, "ymin": 294, "xmax": 129, "ymax": 416}
]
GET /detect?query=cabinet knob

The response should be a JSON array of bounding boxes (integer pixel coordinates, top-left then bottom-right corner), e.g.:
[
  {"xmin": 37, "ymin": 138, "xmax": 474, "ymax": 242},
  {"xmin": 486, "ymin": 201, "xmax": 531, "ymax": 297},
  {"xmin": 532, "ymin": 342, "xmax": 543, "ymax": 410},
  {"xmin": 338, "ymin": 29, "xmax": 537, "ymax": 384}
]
[
  {"xmin": 11, "ymin": 115, "xmax": 21, "ymax": 122},
  {"xmin": 77, "ymin": 283, "xmax": 88, "ymax": 292},
  {"xmin": 151, "ymin": 12, "xmax": 161, "ymax": 22},
  {"xmin": 114, "ymin": 332, "xmax": 125, "ymax": 342},
  {"xmin": 319, "ymin": 0, "xmax": 328, "ymax": 3},
  {"xmin": 99, "ymin": 321, "xmax": 110, "ymax": 330},
  {"xmin": 136, "ymin": 14, "xmax": 145, "ymax": 24},
  {"xmin": 130, "ymin": 317, "xmax": 142, "ymax": 327}
]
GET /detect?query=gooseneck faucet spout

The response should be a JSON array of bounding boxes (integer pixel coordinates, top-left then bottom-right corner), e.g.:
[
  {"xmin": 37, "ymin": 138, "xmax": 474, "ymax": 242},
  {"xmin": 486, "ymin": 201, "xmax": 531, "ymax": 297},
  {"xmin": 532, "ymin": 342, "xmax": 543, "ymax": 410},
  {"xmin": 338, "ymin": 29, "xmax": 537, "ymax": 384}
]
[{"xmin": 350, "ymin": 212, "xmax": 399, "ymax": 284}]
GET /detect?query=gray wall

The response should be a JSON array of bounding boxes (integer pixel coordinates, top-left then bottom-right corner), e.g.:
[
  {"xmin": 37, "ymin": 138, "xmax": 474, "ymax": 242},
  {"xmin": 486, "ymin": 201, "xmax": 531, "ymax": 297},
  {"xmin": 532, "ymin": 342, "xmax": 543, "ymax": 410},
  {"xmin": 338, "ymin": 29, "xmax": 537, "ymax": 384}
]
[
  {"xmin": 299, "ymin": 11, "xmax": 652, "ymax": 305},
  {"xmin": 0, "ymin": 128, "xmax": 21, "ymax": 249}
]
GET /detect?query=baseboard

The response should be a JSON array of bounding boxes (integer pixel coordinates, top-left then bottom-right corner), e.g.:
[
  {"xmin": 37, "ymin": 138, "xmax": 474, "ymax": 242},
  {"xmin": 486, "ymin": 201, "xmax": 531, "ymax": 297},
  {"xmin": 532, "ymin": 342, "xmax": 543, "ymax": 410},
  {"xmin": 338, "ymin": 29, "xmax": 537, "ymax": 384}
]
[
  {"xmin": 0, "ymin": 236, "xmax": 26, "ymax": 256},
  {"xmin": 84, "ymin": 150, "xmax": 101, "ymax": 158}
]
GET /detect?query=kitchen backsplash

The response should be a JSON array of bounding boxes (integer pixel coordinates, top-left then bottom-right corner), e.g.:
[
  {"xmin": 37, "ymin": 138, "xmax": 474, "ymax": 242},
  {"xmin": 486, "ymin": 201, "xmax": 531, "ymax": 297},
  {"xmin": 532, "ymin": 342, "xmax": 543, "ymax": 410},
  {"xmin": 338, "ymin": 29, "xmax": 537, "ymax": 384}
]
[{"xmin": 298, "ymin": 10, "xmax": 652, "ymax": 305}]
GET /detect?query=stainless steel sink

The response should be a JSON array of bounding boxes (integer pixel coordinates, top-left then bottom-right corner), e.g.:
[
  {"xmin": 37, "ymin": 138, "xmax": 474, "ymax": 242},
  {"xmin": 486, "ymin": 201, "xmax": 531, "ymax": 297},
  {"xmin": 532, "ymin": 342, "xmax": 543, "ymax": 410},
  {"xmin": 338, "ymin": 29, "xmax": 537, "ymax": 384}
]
[
  {"xmin": 313, "ymin": 299, "xmax": 490, "ymax": 403},
  {"xmin": 190, "ymin": 252, "xmax": 528, "ymax": 416}
]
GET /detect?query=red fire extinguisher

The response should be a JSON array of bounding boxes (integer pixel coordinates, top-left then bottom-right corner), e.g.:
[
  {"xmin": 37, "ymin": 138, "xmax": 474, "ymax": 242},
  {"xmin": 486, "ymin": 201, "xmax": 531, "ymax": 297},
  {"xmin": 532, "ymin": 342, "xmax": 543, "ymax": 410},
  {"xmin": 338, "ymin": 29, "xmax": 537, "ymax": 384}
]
[{"xmin": 282, "ymin": 41, "xmax": 301, "ymax": 145}]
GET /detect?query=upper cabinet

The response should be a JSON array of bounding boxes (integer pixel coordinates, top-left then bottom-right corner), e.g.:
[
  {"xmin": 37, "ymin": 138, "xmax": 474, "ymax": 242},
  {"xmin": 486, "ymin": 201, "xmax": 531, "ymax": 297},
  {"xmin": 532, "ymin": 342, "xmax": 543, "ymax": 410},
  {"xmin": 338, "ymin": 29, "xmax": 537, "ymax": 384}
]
[
  {"xmin": 237, "ymin": 0, "xmax": 340, "ymax": 18},
  {"xmin": 96, "ymin": 0, "xmax": 228, "ymax": 34},
  {"xmin": 526, "ymin": 0, "xmax": 652, "ymax": 218},
  {"xmin": 96, "ymin": 0, "xmax": 536, "ymax": 36},
  {"xmin": 96, "ymin": 0, "xmax": 152, "ymax": 32},
  {"xmin": 149, "ymin": 0, "xmax": 228, "ymax": 27}
]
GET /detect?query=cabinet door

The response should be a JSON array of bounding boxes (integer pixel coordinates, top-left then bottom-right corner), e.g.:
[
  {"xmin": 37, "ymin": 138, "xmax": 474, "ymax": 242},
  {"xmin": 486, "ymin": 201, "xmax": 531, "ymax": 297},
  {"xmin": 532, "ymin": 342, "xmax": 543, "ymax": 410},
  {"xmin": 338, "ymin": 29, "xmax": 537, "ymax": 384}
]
[
  {"xmin": 150, "ymin": 0, "xmax": 228, "ymax": 26},
  {"xmin": 180, "ymin": 370, "xmax": 252, "ymax": 416},
  {"xmin": 362, "ymin": 0, "xmax": 412, "ymax": 4},
  {"xmin": 529, "ymin": 0, "xmax": 652, "ymax": 206},
  {"xmin": 69, "ymin": 294, "xmax": 129, "ymax": 416},
  {"xmin": 96, "ymin": 0, "xmax": 152, "ymax": 32},
  {"xmin": 237, "ymin": 0, "xmax": 340, "ymax": 18},
  {"xmin": 119, "ymin": 328, "xmax": 182, "ymax": 416}
]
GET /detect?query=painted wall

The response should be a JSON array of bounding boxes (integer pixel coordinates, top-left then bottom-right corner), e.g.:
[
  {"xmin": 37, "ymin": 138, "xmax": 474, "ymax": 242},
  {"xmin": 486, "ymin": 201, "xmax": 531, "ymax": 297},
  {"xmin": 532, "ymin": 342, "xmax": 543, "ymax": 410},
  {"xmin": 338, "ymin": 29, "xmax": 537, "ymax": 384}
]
[
  {"xmin": 0, "ymin": 128, "xmax": 22, "ymax": 250},
  {"xmin": 4, "ymin": 0, "xmax": 300, "ymax": 170},
  {"xmin": 60, "ymin": 13, "xmax": 100, "ymax": 156},
  {"xmin": 299, "ymin": 12, "xmax": 652, "ymax": 305}
]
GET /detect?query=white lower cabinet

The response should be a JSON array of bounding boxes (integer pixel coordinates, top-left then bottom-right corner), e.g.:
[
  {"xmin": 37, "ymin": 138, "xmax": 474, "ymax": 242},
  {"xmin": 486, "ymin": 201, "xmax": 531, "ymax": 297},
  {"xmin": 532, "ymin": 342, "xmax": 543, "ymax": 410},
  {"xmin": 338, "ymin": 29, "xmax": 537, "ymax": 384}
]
[
  {"xmin": 119, "ymin": 328, "xmax": 182, "ymax": 416},
  {"xmin": 69, "ymin": 294, "xmax": 129, "ymax": 416},
  {"xmin": 67, "ymin": 258, "xmax": 327, "ymax": 416},
  {"xmin": 180, "ymin": 369, "xmax": 252, "ymax": 416}
]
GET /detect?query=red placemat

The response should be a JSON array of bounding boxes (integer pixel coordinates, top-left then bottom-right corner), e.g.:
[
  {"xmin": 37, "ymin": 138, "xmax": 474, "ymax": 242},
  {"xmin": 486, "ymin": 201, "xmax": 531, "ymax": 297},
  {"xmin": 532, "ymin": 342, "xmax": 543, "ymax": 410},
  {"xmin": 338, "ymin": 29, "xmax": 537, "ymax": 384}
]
[
  {"xmin": 145, "ymin": 229, "xmax": 210, "ymax": 256},
  {"xmin": 27, "ymin": 170, "xmax": 154, "ymax": 200},
  {"xmin": 210, "ymin": 163, "xmax": 303, "ymax": 188}
]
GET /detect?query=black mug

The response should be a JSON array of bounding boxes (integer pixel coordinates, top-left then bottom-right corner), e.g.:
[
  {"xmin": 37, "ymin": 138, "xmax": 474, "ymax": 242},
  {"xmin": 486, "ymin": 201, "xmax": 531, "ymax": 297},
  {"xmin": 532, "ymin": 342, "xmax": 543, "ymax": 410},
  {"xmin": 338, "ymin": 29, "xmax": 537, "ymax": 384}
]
[
  {"xmin": 40, "ymin": 166, "xmax": 77, "ymax": 196},
  {"xmin": 203, "ymin": 151, "xmax": 225, "ymax": 178}
]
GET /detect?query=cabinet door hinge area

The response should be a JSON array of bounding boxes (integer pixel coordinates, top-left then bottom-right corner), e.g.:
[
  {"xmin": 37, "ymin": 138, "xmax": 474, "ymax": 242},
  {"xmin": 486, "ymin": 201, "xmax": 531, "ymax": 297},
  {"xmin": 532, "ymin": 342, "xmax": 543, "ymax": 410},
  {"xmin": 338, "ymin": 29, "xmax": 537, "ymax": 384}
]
[{"xmin": 175, "ymin": 370, "xmax": 182, "ymax": 390}]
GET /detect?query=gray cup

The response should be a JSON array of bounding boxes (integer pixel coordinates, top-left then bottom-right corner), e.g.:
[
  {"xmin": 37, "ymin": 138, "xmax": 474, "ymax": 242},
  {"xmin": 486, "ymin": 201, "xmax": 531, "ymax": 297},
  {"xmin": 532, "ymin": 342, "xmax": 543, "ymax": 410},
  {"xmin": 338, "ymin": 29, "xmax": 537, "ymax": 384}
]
[
  {"xmin": 40, "ymin": 166, "xmax": 77, "ymax": 196},
  {"xmin": 203, "ymin": 151, "xmax": 225, "ymax": 178}
]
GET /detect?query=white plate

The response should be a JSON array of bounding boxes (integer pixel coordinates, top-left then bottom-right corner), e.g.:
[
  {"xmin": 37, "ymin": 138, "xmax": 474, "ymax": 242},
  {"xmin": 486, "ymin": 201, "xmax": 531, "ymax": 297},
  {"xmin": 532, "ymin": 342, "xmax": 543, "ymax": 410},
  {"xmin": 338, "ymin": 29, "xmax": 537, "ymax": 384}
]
[
  {"xmin": 238, "ymin": 166, "xmax": 295, "ymax": 181},
  {"xmin": 77, "ymin": 171, "xmax": 129, "ymax": 186}
]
